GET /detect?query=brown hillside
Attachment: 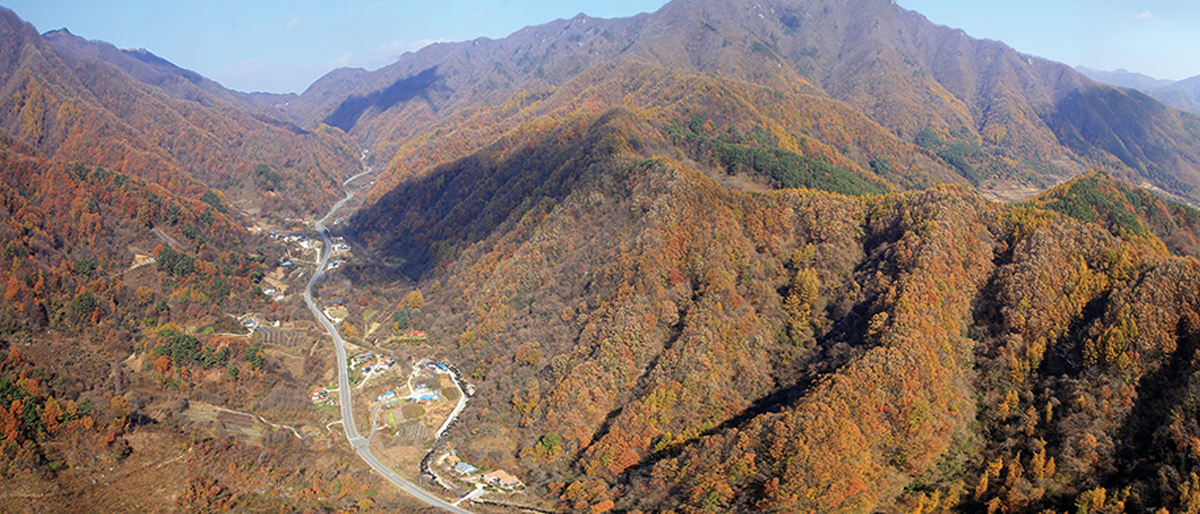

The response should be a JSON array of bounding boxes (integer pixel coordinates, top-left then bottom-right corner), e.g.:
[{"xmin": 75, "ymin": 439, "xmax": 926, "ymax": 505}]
[
  {"xmin": 0, "ymin": 6, "xmax": 361, "ymax": 218},
  {"xmin": 349, "ymin": 107, "xmax": 1200, "ymax": 512}
]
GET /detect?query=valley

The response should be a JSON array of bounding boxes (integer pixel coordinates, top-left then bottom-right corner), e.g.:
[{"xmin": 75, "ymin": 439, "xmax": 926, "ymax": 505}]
[
  {"xmin": 5, "ymin": 0, "xmax": 1200, "ymax": 512},
  {"xmin": 302, "ymin": 164, "xmax": 471, "ymax": 513}
]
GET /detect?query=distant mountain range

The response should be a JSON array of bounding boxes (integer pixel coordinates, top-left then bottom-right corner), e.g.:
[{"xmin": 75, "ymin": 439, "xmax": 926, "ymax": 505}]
[
  {"xmin": 274, "ymin": 0, "xmax": 1200, "ymax": 208},
  {"xmin": 1077, "ymin": 65, "xmax": 1200, "ymax": 115}
]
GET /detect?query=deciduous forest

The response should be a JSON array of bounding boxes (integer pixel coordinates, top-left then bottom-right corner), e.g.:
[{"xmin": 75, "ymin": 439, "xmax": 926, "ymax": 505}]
[{"xmin": 6, "ymin": 0, "xmax": 1200, "ymax": 511}]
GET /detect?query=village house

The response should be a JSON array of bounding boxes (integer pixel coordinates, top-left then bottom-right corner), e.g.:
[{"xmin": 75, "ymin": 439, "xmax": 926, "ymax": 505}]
[
  {"xmin": 482, "ymin": 469, "xmax": 522, "ymax": 489},
  {"xmin": 376, "ymin": 391, "xmax": 397, "ymax": 406},
  {"xmin": 310, "ymin": 388, "xmax": 328, "ymax": 402},
  {"xmin": 412, "ymin": 387, "xmax": 440, "ymax": 404}
]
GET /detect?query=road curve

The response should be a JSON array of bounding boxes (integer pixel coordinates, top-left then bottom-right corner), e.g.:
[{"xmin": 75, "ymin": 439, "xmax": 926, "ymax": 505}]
[{"xmin": 304, "ymin": 180, "xmax": 472, "ymax": 514}]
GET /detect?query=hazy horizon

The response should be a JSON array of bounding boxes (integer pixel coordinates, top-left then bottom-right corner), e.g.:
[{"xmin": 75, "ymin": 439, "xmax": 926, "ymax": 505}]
[{"xmin": 5, "ymin": 0, "xmax": 1200, "ymax": 94}]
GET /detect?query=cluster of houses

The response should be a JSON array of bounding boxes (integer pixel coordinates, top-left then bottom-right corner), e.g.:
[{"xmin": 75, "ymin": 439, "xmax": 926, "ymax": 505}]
[
  {"xmin": 445, "ymin": 453, "xmax": 523, "ymax": 490},
  {"xmin": 268, "ymin": 232, "xmax": 322, "ymax": 269},
  {"xmin": 352, "ymin": 352, "xmax": 397, "ymax": 375},
  {"xmin": 269, "ymin": 232, "xmax": 317, "ymax": 248},
  {"xmin": 351, "ymin": 351, "xmax": 373, "ymax": 367},
  {"xmin": 365, "ymin": 355, "xmax": 396, "ymax": 375},
  {"xmin": 330, "ymin": 236, "xmax": 350, "ymax": 252},
  {"xmin": 262, "ymin": 287, "xmax": 286, "ymax": 303}
]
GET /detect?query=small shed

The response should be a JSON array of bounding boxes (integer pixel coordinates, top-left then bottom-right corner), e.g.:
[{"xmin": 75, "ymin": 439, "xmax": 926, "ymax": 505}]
[{"xmin": 454, "ymin": 462, "xmax": 478, "ymax": 475}]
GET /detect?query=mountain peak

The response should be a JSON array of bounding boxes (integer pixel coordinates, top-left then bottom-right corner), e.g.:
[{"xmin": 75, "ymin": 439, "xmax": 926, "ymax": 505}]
[{"xmin": 283, "ymin": 0, "xmax": 1200, "ymax": 206}]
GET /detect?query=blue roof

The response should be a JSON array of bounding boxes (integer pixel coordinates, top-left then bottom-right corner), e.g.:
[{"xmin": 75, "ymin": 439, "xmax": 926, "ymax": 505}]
[{"xmin": 454, "ymin": 462, "xmax": 478, "ymax": 475}]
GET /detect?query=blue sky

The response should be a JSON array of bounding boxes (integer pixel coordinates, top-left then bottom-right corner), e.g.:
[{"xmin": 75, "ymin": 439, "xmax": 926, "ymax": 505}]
[
  {"xmin": 5, "ymin": 0, "xmax": 1200, "ymax": 93},
  {"xmin": 897, "ymin": 0, "xmax": 1200, "ymax": 82},
  {"xmin": 5, "ymin": 0, "xmax": 670, "ymax": 93}
]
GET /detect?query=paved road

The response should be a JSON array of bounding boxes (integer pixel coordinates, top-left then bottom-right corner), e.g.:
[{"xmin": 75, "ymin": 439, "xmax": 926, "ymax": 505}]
[{"xmin": 304, "ymin": 177, "xmax": 472, "ymax": 514}]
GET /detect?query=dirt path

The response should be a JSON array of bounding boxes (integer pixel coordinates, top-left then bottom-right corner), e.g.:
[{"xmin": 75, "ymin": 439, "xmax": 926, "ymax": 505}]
[{"xmin": 151, "ymin": 228, "xmax": 184, "ymax": 251}]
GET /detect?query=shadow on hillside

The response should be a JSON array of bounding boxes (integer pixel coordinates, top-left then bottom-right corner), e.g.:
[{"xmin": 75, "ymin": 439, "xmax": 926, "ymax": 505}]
[
  {"xmin": 346, "ymin": 109, "xmax": 645, "ymax": 280},
  {"xmin": 1047, "ymin": 84, "xmax": 1200, "ymax": 197},
  {"xmin": 324, "ymin": 66, "xmax": 440, "ymax": 132}
]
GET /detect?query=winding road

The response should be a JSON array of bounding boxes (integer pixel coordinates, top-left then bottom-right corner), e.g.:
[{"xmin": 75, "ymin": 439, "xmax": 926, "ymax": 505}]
[{"xmin": 303, "ymin": 171, "xmax": 471, "ymax": 513}]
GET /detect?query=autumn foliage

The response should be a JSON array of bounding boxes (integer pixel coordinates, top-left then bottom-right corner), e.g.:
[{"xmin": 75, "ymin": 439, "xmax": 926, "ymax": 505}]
[{"xmin": 347, "ymin": 108, "xmax": 1200, "ymax": 513}]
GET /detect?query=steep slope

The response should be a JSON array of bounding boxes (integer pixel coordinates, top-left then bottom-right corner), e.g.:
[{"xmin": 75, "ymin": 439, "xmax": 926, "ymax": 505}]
[
  {"xmin": 7, "ymin": 0, "xmax": 1200, "ymax": 511},
  {"xmin": 332, "ymin": 3, "xmax": 1200, "ymax": 510},
  {"xmin": 0, "ymin": 8, "xmax": 415, "ymax": 511},
  {"xmin": 0, "ymin": 7, "xmax": 360, "ymax": 217},
  {"xmin": 348, "ymin": 106, "xmax": 1200, "ymax": 512},
  {"xmin": 42, "ymin": 27, "xmax": 292, "ymax": 118},
  {"xmin": 298, "ymin": 0, "xmax": 1200, "ymax": 206}
]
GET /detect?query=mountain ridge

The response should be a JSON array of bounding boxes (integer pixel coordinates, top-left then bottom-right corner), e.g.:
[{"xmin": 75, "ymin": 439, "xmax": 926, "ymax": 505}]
[
  {"xmin": 1078, "ymin": 65, "xmax": 1200, "ymax": 115},
  {"xmin": 280, "ymin": 0, "xmax": 1200, "ymax": 208},
  {"xmin": 1076, "ymin": 65, "xmax": 1177, "ymax": 90},
  {"xmin": 0, "ymin": 6, "xmax": 361, "ymax": 218}
]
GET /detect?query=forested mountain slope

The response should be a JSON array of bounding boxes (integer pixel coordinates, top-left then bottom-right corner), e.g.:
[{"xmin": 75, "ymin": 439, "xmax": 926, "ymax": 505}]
[
  {"xmin": 349, "ymin": 107, "xmax": 1200, "ymax": 512},
  {"xmin": 0, "ymin": 8, "xmax": 416, "ymax": 511},
  {"xmin": 42, "ymin": 28, "xmax": 290, "ymax": 117},
  {"xmin": 0, "ymin": 7, "xmax": 360, "ymax": 217},
  {"xmin": 329, "ymin": 0, "xmax": 1200, "ymax": 511}
]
